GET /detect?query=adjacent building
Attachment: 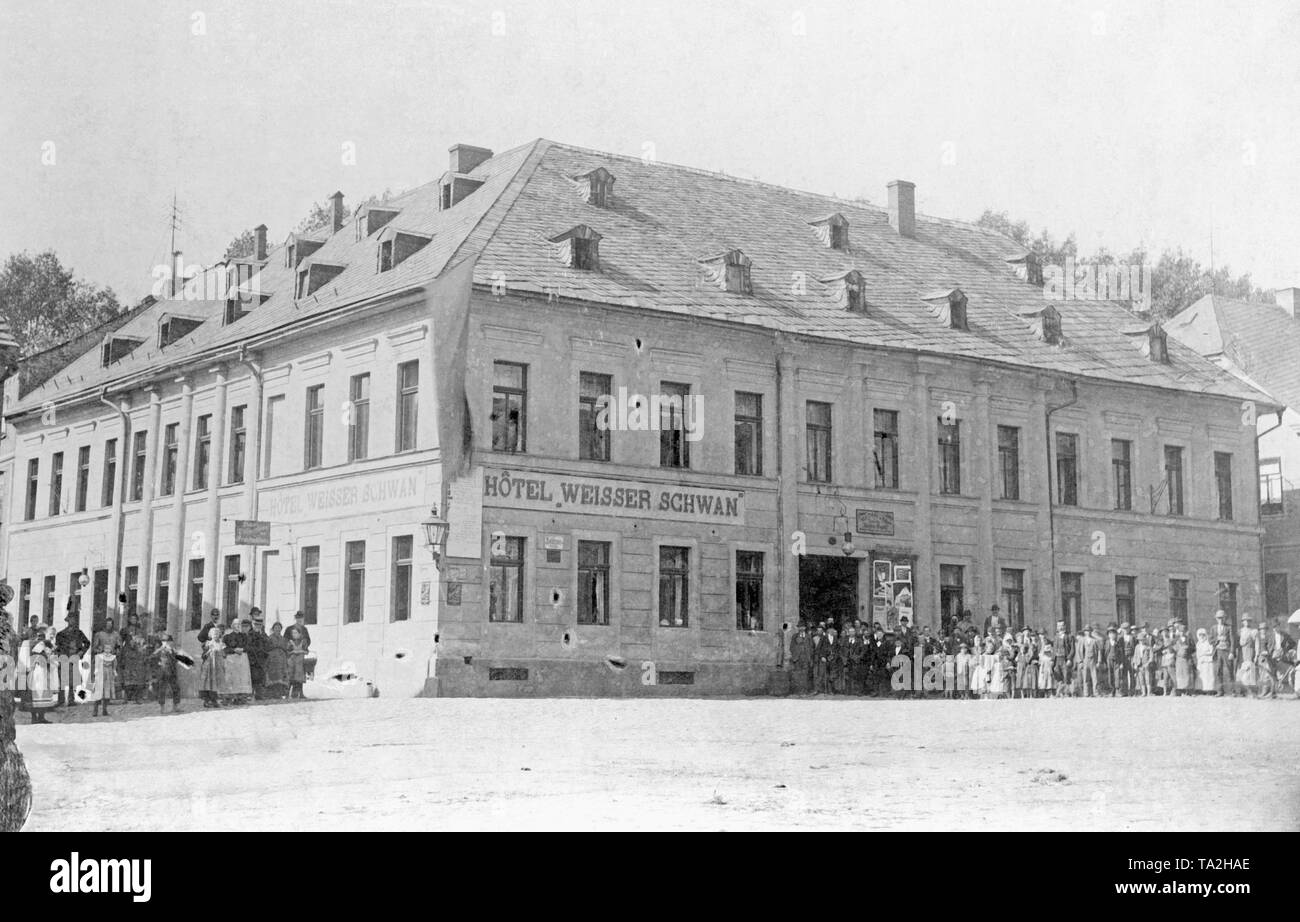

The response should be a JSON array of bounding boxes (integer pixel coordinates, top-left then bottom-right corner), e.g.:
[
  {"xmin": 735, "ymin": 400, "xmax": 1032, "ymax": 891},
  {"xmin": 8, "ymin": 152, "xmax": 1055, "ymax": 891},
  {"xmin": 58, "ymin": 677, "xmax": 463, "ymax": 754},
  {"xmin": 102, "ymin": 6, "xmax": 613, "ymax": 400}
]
[{"xmin": 0, "ymin": 139, "xmax": 1276, "ymax": 696}]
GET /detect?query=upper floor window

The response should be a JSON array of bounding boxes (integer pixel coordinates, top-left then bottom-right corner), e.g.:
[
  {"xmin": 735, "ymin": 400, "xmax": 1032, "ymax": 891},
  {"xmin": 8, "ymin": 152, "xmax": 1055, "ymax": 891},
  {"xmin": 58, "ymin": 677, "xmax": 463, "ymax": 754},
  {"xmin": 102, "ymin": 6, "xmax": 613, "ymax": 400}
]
[
  {"xmin": 1056, "ymin": 433, "xmax": 1079, "ymax": 506},
  {"xmin": 74, "ymin": 446, "xmax": 91, "ymax": 512},
  {"xmin": 1214, "ymin": 451, "xmax": 1233, "ymax": 521},
  {"xmin": 805, "ymin": 401, "xmax": 832, "ymax": 483},
  {"xmin": 101, "ymin": 439, "xmax": 117, "ymax": 508},
  {"xmin": 161, "ymin": 424, "xmax": 179, "ymax": 496},
  {"xmin": 347, "ymin": 373, "xmax": 370, "ymax": 462},
  {"xmin": 228, "ymin": 406, "xmax": 247, "ymax": 485},
  {"xmin": 192, "ymin": 417, "xmax": 211, "ymax": 491},
  {"xmin": 997, "ymin": 425, "xmax": 1020, "ymax": 500},
  {"xmin": 396, "ymin": 361, "xmax": 419, "ymax": 452},
  {"xmin": 304, "ymin": 385, "xmax": 325, "ymax": 470},
  {"xmin": 491, "ymin": 362, "xmax": 527, "ymax": 453},
  {"xmin": 873, "ymin": 409, "xmax": 899, "ymax": 489},
  {"xmin": 1260, "ymin": 458, "xmax": 1283, "ymax": 516},
  {"xmin": 131, "ymin": 431, "xmax": 149, "ymax": 500},
  {"xmin": 659, "ymin": 382, "xmax": 691, "ymax": 469},
  {"xmin": 1112, "ymin": 439, "xmax": 1133, "ymax": 511},
  {"xmin": 48, "ymin": 452, "xmax": 64, "ymax": 516},
  {"xmin": 1164, "ymin": 445, "xmax": 1184, "ymax": 516},
  {"xmin": 938, "ymin": 419, "xmax": 961, "ymax": 495},
  {"xmin": 25, "ymin": 459, "xmax": 38, "ymax": 521},
  {"xmin": 579, "ymin": 372, "xmax": 612, "ymax": 462},
  {"xmin": 734, "ymin": 392, "xmax": 763, "ymax": 476}
]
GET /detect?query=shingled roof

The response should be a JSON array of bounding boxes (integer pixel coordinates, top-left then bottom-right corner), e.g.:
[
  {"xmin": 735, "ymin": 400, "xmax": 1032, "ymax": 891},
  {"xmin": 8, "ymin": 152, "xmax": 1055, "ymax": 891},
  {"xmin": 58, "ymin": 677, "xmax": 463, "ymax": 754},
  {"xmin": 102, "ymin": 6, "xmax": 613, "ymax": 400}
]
[
  {"xmin": 12, "ymin": 138, "xmax": 1273, "ymax": 415},
  {"xmin": 1166, "ymin": 293, "xmax": 1300, "ymax": 411}
]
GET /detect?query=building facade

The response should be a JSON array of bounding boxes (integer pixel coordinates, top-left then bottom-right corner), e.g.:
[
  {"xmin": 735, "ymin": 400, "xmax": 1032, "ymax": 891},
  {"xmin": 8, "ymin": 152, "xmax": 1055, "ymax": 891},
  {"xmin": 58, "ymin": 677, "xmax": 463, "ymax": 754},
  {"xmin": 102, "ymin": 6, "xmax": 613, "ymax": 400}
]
[{"xmin": 0, "ymin": 139, "xmax": 1275, "ymax": 696}]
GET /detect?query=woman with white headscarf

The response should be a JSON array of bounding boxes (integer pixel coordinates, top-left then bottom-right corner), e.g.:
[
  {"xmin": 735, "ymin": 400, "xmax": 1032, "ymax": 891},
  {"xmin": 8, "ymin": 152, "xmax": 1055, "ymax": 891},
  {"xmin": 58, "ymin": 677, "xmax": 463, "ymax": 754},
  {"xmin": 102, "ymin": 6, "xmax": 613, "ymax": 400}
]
[{"xmin": 1195, "ymin": 628, "xmax": 1215, "ymax": 694}]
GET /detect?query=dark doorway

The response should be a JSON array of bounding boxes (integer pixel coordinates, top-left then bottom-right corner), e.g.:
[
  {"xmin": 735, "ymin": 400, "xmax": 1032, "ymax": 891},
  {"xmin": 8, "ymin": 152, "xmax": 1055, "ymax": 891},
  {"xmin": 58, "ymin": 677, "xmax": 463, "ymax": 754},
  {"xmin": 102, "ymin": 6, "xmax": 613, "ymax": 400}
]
[
  {"xmin": 799, "ymin": 555, "xmax": 859, "ymax": 630},
  {"xmin": 92, "ymin": 568, "xmax": 109, "ymax": 631}
]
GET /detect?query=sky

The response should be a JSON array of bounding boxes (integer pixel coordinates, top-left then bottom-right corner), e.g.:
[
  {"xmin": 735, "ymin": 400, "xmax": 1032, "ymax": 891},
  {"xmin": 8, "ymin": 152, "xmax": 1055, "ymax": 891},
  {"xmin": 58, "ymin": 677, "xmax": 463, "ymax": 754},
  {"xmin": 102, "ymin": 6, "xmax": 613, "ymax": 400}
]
[{"xmin": 2, "ymin": 0, "xmax": 1298, "ymax": 304}]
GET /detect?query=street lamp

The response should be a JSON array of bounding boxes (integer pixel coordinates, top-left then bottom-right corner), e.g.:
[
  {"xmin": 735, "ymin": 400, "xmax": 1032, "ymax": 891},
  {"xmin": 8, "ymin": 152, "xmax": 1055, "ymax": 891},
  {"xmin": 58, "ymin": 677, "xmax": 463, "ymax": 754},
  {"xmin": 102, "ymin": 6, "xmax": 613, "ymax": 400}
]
[{"xmin": 422, "ymin": 505, "xmax": 449, "ymax": 562}]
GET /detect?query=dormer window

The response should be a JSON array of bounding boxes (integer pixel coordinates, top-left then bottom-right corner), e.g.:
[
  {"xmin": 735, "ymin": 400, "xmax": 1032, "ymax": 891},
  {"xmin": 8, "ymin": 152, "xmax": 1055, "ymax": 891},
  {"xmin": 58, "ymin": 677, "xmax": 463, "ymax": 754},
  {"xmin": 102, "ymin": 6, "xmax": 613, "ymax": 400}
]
[
  {"xmin": 920, "ymin": 288, "xmax": 968, "ymax": 330},
  {"xmin": 549, "ymin": 225, "xmax": 602, "ymax": 271},
  {"xmin": 378, "ymin": 239, "xmax": 394, "ymax": 273},
  {"xmin": 284, "ymin": 234, "xmax": 323, "ymax": 269},
  {"xmin": 1006, "ymin": 252, "xmax": 1044, "ymax": 286},
  {"xmin": 821, "ymin": 269, "xmax": 866, "ymax": 312},
  {"xmin": 356, "ymin": 206, "xmax": 400, "ymax": 240},
  {"xmin": 1121, "ymin": 322, "xmax": 1170, "ymax": 364},
  {"xmin": 1017, "ymin": 305, "xmax": 1063, "ymax": 344},
  {"xmin": 100, "ymin": 336, "xmax": 144, "ymax": 368},
  {"xmin": 296, "ymin": 261, "xmax": 346, "ymax": 298},
  {"xmin": 572, "ymin": 167, "xmax": 616, "ymax": 207},
  {"xmin": 439, "ymin": 173, "xmax": 484, "ymax": 210},
  {"xmin": 809, "ymin": 213, "xmax": 850, "ymax": 250},
  {"xmin": 374, "ymin": 228, "xmax": 432, "ymax": 273},
  {"xmin": 700, "ymin": 249, "xmax": 753, "ymax": 294},
  {"xmin": 158, "ymin": 313, "xmax": 204, "ymax": 349}
]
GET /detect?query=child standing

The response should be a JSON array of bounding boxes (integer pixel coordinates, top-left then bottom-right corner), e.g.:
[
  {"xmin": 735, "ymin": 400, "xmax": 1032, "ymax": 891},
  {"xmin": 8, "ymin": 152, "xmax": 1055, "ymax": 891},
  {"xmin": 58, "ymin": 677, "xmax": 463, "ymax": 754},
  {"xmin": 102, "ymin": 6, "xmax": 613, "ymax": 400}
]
[
  {"xmin": 286, "ymin": 626, "xmax": 307, "ymax": 699},
  {"xmin": 1037, "ymin": 640, "xmax": 1056, "ymax": 696},
  {"xmin": 153, "ymin": 635, "xmax": 182, "ymax": 713}
]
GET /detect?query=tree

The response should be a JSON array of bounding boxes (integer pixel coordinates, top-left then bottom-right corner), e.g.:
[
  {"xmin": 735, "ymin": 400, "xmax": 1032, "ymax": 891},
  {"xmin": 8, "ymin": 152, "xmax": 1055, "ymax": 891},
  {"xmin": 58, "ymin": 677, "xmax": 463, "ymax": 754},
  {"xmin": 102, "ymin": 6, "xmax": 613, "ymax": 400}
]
[
  {"xmin": 222, "ymin": 229, "xmax": 258, "ymax": 260},
  {"xmin": 0, "ymin": 251, "xmax": 121, "ymax": 357}
]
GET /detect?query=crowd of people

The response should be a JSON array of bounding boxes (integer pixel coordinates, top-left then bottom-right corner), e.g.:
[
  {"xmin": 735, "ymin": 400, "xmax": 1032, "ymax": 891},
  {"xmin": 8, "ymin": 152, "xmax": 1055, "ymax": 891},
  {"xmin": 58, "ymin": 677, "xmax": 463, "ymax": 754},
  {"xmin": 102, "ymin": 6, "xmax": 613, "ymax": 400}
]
[
  {"xmin": 788, "ymin": 603, "xmax": 1299, "ymax": 699},
  {"xmin": 0, "ymin": 586, "xmax": 316, "ymax": 724}
]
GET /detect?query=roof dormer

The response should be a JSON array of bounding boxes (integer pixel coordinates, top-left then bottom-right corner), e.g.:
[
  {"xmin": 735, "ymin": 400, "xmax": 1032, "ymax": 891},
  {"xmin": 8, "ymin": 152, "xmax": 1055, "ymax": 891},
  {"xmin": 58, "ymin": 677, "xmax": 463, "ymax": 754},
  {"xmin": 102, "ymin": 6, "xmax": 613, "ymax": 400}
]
[
  {"xmin": 1016, "ymin": 304, "xmax": 1063, "ymax": 344},
  {"xmin": 158, "ymin": 312, "xmax": 204, "ymax": 349},
  {"xmin": 549, "ymin": 225, "xmax": 602, "ymax": 271},
  {"xmin": 1006, "ymin": 252, "xmax": 1044, "ymax": 286},
  {"xmin": 100, "ymin": 335, "xmax": 144, "ymax": 368},
  {"xmin": 572, "ymin": 167, "xmax": 615, "ymax": 207},
  {"xmin": 920, "ymin": 288, "xmax": 968, "ymax": 330},
  {"xmin": 376, "ymin": 226, "xmax": 433, "ymax": 272},
  {"xmin": 439, "ymin": 172, "xmax": 484, "ymax": 210},
  {"xmin": 809, "ymin": 213, "xmax": 850, "ymax": 250},
  {"xmin": 296, "ymin": 261, "xmax": 346, "ymax": 299},
  {"xmin": 821, "ymin": 269, "xmax": 866, "ymax": 312},
  {"xmin": 700, "ymin": 249, "xmax": 752, "ymax": 294},
  {"xmin": 284, "ymin": 233, "xmax": 324, "ymax": 269},
  {"xmin": 355, "ymin": 205, "xmax": 400, "ymax": 241},
  {"xmin": 1123, "ymin": 322, "xmax": 1170, "ymax": 364}
]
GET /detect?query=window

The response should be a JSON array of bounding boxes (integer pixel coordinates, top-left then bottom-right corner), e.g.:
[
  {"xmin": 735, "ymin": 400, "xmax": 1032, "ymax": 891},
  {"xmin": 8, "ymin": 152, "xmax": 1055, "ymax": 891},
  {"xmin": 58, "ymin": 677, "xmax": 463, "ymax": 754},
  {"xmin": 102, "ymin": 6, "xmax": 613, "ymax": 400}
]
[
  {"xmin": 1260, "ymin": 458, "xmax": 1283, "ymax": 515},
  {"xmin": 579, "ymin": 372, "xmax": 612, "ymax": 462},
  {"xmin": 1214, "ymin": 452, "xmax": 1233, "ymax": 521},
  {"xmin": 154, "ymin": 563, "xmax": 170, "ymax": 628},
  {"xmin": 940, "ymin": 564, "xmax": 965, "ymax": 633},
  {"xmin": 223, "ymin": 554, "xmax": 241, "ymax": 618},
  {"xmin": 301, "ymin": 547, "xmax": 320, "ymax": 624},
  {"xmin": 1218, "ymin": 582, "xmax": 1238, "ymax": 637},
  {"xmin": 1056, "ymin": 433, "xmax": 1078, "ymax": 506},
  {"xmin": 391, "ymin": 536, "xmax": 413, "ymax": 622},
  {"xmin": 43, "ymin": 575, "xmax": 56, "ymax": 624},
  {"xmin": 1169, "ymin": 578, "xmax": 1189, "ymax": 626},
  {"xmin": 577, "ymin": 540, "xmax": 611, "ymax": 626},
  {"xmin": 304, "ymin": 385, "xmax": 324, "ymax": 470},
  {"xmin": 48, "ymin": 451, "xmax": 64, "ymax": 516},
  {"xmin": 378, "ymin": 239, "xmax": 394, "ymax": 272},
  {"xmin": 1112, "ymin": 439, "xmax": 1132, "ymax": 511},
  {"xmin": 75, "ymin": 446, "xmax": 90, "ymax": 512},
  {"xmin": 658, "ymin": 546, "xmax": 690, "ymax": 628},
  {"xmin": 734, "ymin": 392, "xmax": 763, "ymax": 476},
  {"xmin": 68, "ymin": 573, "xmax": 82, "ymax": 616},
  {"xmin": 228, "ymin": 405, "xmax": 247, "ymax": 484},
  {"xmin": 873, "ymin": 409, "xmax": 899, "ymax": 489},
  {"xmin": 127, "ymin": 432, "xmax": 147, "ymax": 500},
  {"xmin": 18, "ymin": 579, "xmax": 31, "ymax": 624},
  {"xmin": 1164, "ymin": 445, "xmax": 1184, "ymax": 516},
  {"xmin": 938, "ymin": 419, "xmax": 961, "ymax": 495},
  {"xmin": 192, "ymin": 416, "xmax": 211, "ymax": 490},
  {"xmin": 572, "ymin": 236, "xmax": 598, "ymax": 271},
  {"xmin": 187, "ymin": 559, "xmax": 204, "ymax": 630},
  {"xmin": 347, "ymin": 374, "xmax": 370, "ymax": 462},
  {"xmin": 344, "ymin": 540, "xmax": 366, "ymax": 623},
  {"xmin": 1265, "ymin": 573, "xmax": 1289, "ymax": 623},
  {"xmin": 1000, "ymin": 568, "xmax": 1025, "ymax": 630},
  {"xmin": 101, "ymin": 439, "xmax": 117, "ymax": 507},
  {"xmin": 264, "ymin": 395, "xmax": 284, "ymax": 477},
  {"xmin": 1061, "ymin": 572, "xmax": 1083, "ymax": 633},
  {"xmin": 659, "ymin": 382, "xmax": 692, "ymax": 469},
  {"xmin": 488, "ymin": 536, "xmax": 525, "ymax": 623},
  {"xmin": 735, "ymin": 550, "xmax": 764, "ymax": 630},
  {"xmin": 1115, "ymin": 575, "xmax": 1136, "ymax": 625},
  {"xmin": 24, "ymin": 459, "xmax": 38, "ymax": 520},
  {"xmin": 396, "ymin": 361, "xmax": 419, "ymax": 452},
  {"xmin": 805, "ymin": 401, "xmax": 832, "ymax": 483},
  {"xmin": 491, "ymin": 362, "xmax": 527, "ymax": 453},
  {"xmin": 124, "ymin": 566, "xmax": 139, "ymax": 615},
  {"xmin": 997, "ymin": 426, "xmax": 1020, "ymax": 500},
  {"xmin": 161, "ymin": 424, "xmax": 178, "ymax": 496}
]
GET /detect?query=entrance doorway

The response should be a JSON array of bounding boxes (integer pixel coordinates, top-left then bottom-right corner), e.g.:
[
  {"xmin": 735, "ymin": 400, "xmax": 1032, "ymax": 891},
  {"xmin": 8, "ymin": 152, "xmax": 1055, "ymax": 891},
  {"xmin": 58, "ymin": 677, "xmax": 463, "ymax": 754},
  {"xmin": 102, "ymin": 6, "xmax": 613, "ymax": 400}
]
[{"xmin": 798, "ymin": 555, "xmax": 859, "ymax": 629}]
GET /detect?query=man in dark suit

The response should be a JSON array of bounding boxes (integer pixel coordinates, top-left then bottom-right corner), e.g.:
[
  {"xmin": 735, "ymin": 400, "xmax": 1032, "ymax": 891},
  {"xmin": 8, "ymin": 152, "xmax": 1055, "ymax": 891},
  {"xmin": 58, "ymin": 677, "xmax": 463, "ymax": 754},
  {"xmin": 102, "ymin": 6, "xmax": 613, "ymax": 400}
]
[
  {"xmin": 1053, "ymin": 620, "xmax": 1074, "ymax": 696},
  {"xmin": 789, "ymin": 623, "xmax": 812, "ymax": 694},
  {"xmin": 196, "ymin": 609, "xmax": 223, "ymax": 644},
  {"xmin": 1211, "ymin": 610, "xmax": 1234, "ymax": 696},
  {"xmin": 54, "ymin": 614, "xmax": 90, "ymax": 706}
]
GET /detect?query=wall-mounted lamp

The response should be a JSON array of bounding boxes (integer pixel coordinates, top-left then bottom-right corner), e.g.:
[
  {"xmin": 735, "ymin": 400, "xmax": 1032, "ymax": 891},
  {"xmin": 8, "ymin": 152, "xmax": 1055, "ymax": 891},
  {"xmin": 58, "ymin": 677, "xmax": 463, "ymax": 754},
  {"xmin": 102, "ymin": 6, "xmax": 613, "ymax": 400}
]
[{"xmin": 422, "ymin": 505, "xmax": 450, "ymax": 562}]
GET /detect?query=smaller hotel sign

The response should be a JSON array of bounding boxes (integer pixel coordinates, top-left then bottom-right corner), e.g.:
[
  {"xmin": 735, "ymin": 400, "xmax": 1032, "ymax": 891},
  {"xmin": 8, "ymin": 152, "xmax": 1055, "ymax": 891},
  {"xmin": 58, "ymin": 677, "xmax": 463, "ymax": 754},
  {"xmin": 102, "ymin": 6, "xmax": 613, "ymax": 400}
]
[{"xmin": 482, "ymin": 468, "xmax": 745, "ymax": 525}]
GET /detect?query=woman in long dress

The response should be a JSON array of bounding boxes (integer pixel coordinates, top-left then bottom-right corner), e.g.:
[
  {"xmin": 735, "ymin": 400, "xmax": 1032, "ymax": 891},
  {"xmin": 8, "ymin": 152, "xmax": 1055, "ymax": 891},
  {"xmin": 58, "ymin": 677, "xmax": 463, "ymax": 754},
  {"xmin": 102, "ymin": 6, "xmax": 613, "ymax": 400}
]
[
  {"xmin": 199, "ymin": 630, "xmax": 226, "ymax": 708},
  {"xmin": 20, "ymin": 632, "xmax": 55, "ymax": 724},
  {"xmin": 219, "ymin": 621, "xmax": 254, "ymax": 705},
  {"xmin": 1174, "ymin": 628, "xmax": 1194, "ymax": 694},
  {"xmin": 1017, "ymin": 631, "xmax": 1038, "ymax": 698},
  {"xmin": 1038, "ymin": 640, "xmax": 1056, "ymax": 695},
  {"xmin": 1195, "ymin": 628, "xmax": 1216, "ymax": 694},
  {"xmin": 263, "ymin": 623, "xmax": 290, "ymax": 699},
  {"xmin": 90, "ymin": 618, "xmax": 120, "ymax": 717},
  {"xmin": 286, "ymin": 626, "xmax": 307, "ymax": 699},
  {"xmin": 972, "ymin": 638, "xmax": 992, "ymax": 698},
  {"xmin": 955, "ymin": 642, "xmax": 973, "ymax": 698}
]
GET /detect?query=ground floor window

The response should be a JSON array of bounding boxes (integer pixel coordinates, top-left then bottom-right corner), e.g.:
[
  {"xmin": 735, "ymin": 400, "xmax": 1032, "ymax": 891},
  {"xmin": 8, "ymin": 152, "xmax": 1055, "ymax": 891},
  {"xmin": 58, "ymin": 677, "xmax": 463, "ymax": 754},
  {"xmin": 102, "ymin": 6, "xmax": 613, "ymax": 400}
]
[
  {"xmin": 155, "ymin": 563, "xmax": 170, "ymax": 631},
  {"xmin": 1265, "ymin": 573, "xmax": 1289, "ymax": 623},
  {"xmin": 344, "ymin": 541, "xmax": 366, "ymax": 623},
  {"xmin": 187, "ymin": 559, "xmax": 204, "ymax": 630},
  {"xmin": 658, "ymin": 546, "xmax": 690, "ymax": 628},
  {"xmin": 735, "ymin": 550, "xmax": 763, "ymax": 630},
  {"xmin": 939, "ymin": 564, "xmax": 964, "ymax": 634},
  {"xmin": 43, "ymin": 575, "xmax": 56, "ymax": 624},
  {"xmin": 1000, "ymin": 568, "xmax": 1025, "ymax": 630},
  {"xmin": 124, "ymin": 566, "xmax": 139, "ymax": 616},
  {"xmin": 391, "ymin": 535, "xmax": 413, "ymax": 622},
  {"xmin": 489, "ymin": 536, "xmax": 525, "ymax": 623},
  {"xmin": 18, "ymin": 578, "xmax": 31, "ymax": 624},
  {"xmin": 1169, "ymin": 578, "xmax": 1189, "ymax": 626},
  {"xmin": 1115, "ymin": 575, "xmax": 1136, "ymax": 625},
  {"xmin": 223, "ymin": 554, "xmax": 241, "ymax": 619},
  {"xmin": 577, "ymin": 540, "xmax": 610, "ymax": 625},
  {"xmin": 301, "ymin": 547, "xmax": 320, "ymax": 624},
  {"xmin": 1218, "ymin": 582, "xmax": 1238, "ymax": 637},
  {"xmin": 1060, "ymin": 572, "xmax": 1083, "ymax": 633}
]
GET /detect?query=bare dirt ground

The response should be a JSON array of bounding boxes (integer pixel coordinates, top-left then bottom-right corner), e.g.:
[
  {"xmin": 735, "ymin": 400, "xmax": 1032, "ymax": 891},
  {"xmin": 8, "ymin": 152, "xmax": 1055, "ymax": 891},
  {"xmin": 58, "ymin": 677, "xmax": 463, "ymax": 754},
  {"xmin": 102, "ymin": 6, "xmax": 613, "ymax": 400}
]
[{"xmin": 15, "ymin": 694, "xmax": 1300, "ymax": 831}]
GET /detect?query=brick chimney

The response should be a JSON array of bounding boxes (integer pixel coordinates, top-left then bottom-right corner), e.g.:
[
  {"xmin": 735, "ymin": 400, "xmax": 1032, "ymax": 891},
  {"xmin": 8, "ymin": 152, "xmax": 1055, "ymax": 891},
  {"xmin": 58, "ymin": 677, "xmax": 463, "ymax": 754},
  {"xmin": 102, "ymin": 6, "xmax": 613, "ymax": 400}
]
[
  {"xmin": 449, "ymin": 144, "xmax": 493, "ymax": 174},
  {"xmin": 888, "ymin": 180, "xmax": 916, "ymax": 238},
  {"xmin": 254, "ymin": 224, "xmax": 267, "ymax": 261},
  {"xmin": 329, "ymin": 191, "xmax": 345, "ymax": 234},
  {"xmin": 1274, "ymin": 286, "xmax": 1299, "ymax": 319}
]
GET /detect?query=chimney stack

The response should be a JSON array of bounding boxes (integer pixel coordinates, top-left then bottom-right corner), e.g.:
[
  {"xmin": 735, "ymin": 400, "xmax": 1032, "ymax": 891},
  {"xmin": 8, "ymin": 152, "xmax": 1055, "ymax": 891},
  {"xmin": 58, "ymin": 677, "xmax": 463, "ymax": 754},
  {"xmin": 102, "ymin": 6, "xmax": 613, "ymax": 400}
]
[
  {"xmin": 1274, "ymin": 286, "xmax": 1299, "ymax": 319},
  {"xmin": 887, "ymin": 180, "xmax": 916, "ymax": 238},
  {"xmin": 254, "ymin": 224, "xmax": 267, "ymax": 261},
  {"xmin": 329, "ymin": 191, "xmax": 345, "ymax": 234},
  {"xmin": 449, "ymin": 144, "xmax": 494, "ymax": 174}
]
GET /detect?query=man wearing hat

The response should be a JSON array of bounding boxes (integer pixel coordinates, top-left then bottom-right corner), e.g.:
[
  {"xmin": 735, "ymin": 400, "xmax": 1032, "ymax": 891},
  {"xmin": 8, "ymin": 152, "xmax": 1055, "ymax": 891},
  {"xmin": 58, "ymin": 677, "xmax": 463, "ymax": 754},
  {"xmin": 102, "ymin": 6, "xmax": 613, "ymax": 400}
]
[
  {"xmin": 788, "ymin": 622, "xmax": 812, "ymax": 694},
  {"xmin": 1076, "ymin": 625, "xmax": 1101, "ymax": 697},
  {"xmin": 197, "ymin": 608, "xmax": 223, "ymax": 645},
  {"xmin": 246, "ymin": 610, "xmax": 270, "ymax": 699},
  {"xmin": 983, "ymin": 603, "xmax": 1003, "ymax": 636},
  {"xmin": 53, "ymin": 612, "xmax": 90, "ymax": 706},
  {"xmin": 1236, "ymin": 614, "xmax": 1260, "ymax": 697},
  {"xmin": 1053, "ymin": 619, "xmax": 1075, "ymax": 697},
  {"xmin": 1211, "ymin": 610, "xmax": 1235, "ymax": 696}
]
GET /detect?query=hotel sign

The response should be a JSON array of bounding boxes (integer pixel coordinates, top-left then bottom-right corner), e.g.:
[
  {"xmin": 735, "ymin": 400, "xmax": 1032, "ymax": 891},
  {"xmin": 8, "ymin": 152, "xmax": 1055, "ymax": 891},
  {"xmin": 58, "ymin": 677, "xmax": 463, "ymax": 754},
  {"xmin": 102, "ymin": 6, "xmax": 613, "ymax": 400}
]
[
  {"xmin": 856, "ymin": 509, "xmax": 895, "ymax": 536},
  {"xmin": 261, "ymin": 470, "xmax": 425, "ymax": 524},
  {"xmin": 482, "ymin": 468, "xmax": 745, "ymax": 525}
]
